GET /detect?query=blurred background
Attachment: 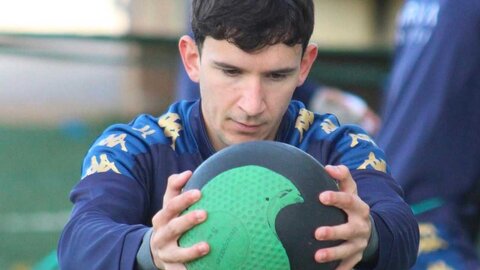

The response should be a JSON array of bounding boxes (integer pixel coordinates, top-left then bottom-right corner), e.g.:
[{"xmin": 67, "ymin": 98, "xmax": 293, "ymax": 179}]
[{"xmin": 0, "ymin": 0, "xmax": 402, "ymax": 269}]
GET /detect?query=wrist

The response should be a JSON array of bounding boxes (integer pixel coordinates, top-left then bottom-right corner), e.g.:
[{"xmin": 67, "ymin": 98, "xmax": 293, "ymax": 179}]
[
  {"xmin": 136, "ymin": 228, "xmax": 160, "ymax": 270},
  {"xmin": 362, "ymin": 215, "xmax": 379, "ymax": 263}
]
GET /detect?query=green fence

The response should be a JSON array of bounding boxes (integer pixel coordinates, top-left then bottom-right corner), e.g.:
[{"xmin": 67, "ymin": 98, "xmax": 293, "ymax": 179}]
[{"xmin": 0, "ymin": 121, "xmax": 112, "ymax": 269}]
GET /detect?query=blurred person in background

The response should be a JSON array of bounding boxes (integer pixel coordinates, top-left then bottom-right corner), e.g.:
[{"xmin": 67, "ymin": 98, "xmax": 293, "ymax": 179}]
[{"xmin": 376, "ymin": 0, "xmax": 480, "ymax": 269}]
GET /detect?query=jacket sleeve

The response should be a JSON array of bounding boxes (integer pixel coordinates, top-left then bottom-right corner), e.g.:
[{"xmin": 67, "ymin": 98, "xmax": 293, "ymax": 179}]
[
  {"xmin": 58, "ymin": 121, "xmax": 158, "ymax": 270},
  {"xmin": 353, "ymin": 170, "xmax": 419, "ymax": 270},
  {"xmin": 58, "ymin": 173, "xmax": 151, "ymax": 269}
]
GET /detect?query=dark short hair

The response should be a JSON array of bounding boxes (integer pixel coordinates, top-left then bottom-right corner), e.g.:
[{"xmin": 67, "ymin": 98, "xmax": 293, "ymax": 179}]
[{"xmin": 191, "ymin": 0, "xmax": 314, "ymax": 53}]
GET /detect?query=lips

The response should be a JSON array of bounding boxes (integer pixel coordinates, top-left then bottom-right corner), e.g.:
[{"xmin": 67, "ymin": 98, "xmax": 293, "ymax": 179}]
[{"xmin": 231, "ymin": 119, "xmax": 263, "ymax": 133}]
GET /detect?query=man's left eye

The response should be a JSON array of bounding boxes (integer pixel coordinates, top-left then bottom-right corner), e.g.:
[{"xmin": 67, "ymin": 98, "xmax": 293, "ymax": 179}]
[{"xmin": 223, "ymin": 69, "xmax": 240, "ymax": 76}]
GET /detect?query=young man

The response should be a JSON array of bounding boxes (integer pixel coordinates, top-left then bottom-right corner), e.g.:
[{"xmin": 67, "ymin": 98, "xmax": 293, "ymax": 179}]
[{"xmin": 58, "ymin": 0, "xmax": 418, "ymax": 269}]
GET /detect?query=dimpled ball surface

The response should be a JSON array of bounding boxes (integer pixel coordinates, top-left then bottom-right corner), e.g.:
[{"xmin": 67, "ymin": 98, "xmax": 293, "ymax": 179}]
[{"xmin": 179, "ymin": 165, "xmax": 304, "ymax": 270}]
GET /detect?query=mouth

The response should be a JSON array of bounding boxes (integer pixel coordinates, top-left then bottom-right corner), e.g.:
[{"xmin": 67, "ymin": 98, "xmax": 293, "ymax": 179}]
[{"xmin": 231, "ymin": 119, "xmax": 263, "ymax": 133}]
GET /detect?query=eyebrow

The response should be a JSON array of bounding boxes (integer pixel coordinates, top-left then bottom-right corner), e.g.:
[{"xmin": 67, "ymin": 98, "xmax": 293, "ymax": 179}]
[{"xmin": 212, "ymin": 61, "xmax": 297, "ymax": 74}]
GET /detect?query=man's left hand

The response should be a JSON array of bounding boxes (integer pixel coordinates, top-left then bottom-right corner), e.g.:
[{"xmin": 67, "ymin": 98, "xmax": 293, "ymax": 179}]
[{"xmin": 314, "ymin": 165, "xmax": 372, "ymax": 270}]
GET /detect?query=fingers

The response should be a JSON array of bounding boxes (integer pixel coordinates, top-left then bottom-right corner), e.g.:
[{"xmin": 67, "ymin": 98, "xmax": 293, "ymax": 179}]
[
  {"xmin": 151, "ymin": 192, "xmax": 209, "ymax": 268},
  {"xmin": 164, "ymin": 171, "xmax": 193, "ymax": 204},
  {"xmin": 153, "ymin": 189, "xmax": 202, "ymax": 227},
  {"xmin": 157, "ymin": 242, "xmax": 210, "ymax": 265},
  {"xmin": 155, "ymin": 170, "xmax": 196, "ymax": 226},
  {"xmin": 318, "ymin": 190, "xmax": 370, "ymax": 240},
  {"xmin": 324, "ymin": 165, "xmax": 357, "ymax": 194},
  {"xmin": 314, "ymin": 243, "xmax": 362, "ymax": 270},
  {"xmin": 317, "ymin": 165, "xmax": 372, "ymax": 268},
  {"xmin": 169, "ymin": 210, "xmax": 207, "ymax": 235},
  {"xmin": 314, "ymin": 222, "xmax": 370, "ymax": 246},
  {"xmin": 155, "ymin": 209, "xmax": 207, "ymax": 244},
  {"xmin": 314, "ymin": 223, "xmax": 368, "ymax": 269},
  {"xmin": 319, "ymin": 190, "xmax": 368, "ymax": 214},
  {"xmin": 151, "ymin": 210, "xmax": 210, "ymax": 267},
  {"xmin": 150, "ymin": 170, "xmax": 209, "ymax": 268}
]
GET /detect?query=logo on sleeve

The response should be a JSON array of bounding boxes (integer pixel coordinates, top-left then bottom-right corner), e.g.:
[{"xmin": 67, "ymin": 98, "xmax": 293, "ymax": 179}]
[
  {"xmin": 349, "ymin": 133, "xmax": 376, "ymax": 148},
  {"xmin": 357, "ymin": 152, "xmax": 386, "ymax": 173},
  {"xmin": 320, "ymin": 119, "xmax": 338, "ymax": 134},
  {"xmin": 133, "ymin": 125, "xmax": 156, "ymax": 139},
  {"xmin": 294, "ymin": 108, "xmax": 314, "ymax": 143},
  {"xmin": 98, "ymin": 134, "xmax": 128, "ymax": 152},
  {"xmin": 158, "ymin": 113, "xmax": 183, "ymax": 150},
  {"xmin": 84, "ymin": 154, "xmax": 120, "ymax": 178}
]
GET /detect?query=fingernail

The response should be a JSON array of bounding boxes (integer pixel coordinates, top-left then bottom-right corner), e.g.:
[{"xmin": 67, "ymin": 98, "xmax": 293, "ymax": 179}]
[
  {"xmin": 319, "ymin": 192, "xmax": 330, "ymax": 203},
  {"xmin": 195, "ymin": 211, "xmax": 206, "ymax": 222},
  {"xmin": 190, "ymin": 190, "xmax": 201, "ymax": 200},
  {"xmin": 315, "ymin": 228, "xmax": 325, "ymax": 240},
  {"xmin": 198, "ymin": 243, "xmax": 209, "ymax": 255},
  {"xmin": 317, "ymin": 252, "xmax": 326, "ymax": 262}
]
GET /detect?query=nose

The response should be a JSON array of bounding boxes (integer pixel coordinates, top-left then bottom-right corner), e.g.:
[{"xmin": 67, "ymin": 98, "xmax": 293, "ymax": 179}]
[{"xmin": 238, "ymin": 77, "xmax": 266, "ymax": 117}]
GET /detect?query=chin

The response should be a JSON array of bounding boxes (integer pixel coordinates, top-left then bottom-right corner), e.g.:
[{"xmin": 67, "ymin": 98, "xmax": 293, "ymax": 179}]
[{"xmin": 225, "ymin": 134, "xmax": 270, "ymax": 146}]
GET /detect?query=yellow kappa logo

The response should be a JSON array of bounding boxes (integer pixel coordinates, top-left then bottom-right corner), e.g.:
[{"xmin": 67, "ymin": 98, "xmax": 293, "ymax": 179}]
[
  {"xmin": 158, "ymin": 113, "xmax": 183, "ymax": 150},
  {"xmin": 98, "ymin": 133, "xmax": 128, "ymax": 152},
  {"xmin": 357, "ymin": 152, "xmax": 387, "ymax": 173},
  {"xmin": 320, "ymin": 119, "xmax": 338, "ymax": 134},
  {"xmin": 133, "ymin": 125, "xmax": 156, "ymax": 139},
  {"xmin": 294, "ymin": 108, "xmax": 314, "ymax": 143},
  {"xmin": 84, "ymin": 154, "xmax": 120, "ymax": 177},
  {"xmin": 349, "ymin": 133, "xmax": 376, "ymax": 148}
]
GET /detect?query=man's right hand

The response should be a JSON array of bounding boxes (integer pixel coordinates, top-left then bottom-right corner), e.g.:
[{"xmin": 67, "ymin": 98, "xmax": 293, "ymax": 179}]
[{"xmin": 150, "ymin": 171, "xmax": 210, "ymax": 270}]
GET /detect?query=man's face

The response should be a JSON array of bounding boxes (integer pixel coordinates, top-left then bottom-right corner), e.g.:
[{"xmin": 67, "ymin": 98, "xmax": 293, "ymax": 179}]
[{"xmin": 182, "ymin": 36, "xmax": 317, "ymax": 151}]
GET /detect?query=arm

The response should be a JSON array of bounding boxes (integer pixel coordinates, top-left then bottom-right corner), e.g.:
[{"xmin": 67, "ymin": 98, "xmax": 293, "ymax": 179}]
[
  {"xmin": 58, "ymin": 114, "xmax": 210, "ymax": 269},
  {"xmin": 304, "ymin": 114, "xmax": 419, "ymax": 269},
  {"xmin": 59, "ymin": 169, "xmax": 209, "ymax": 270},
  {"xmin": 57, "ymin": 121, "xmax": 157, "ymax": 269},
  {"xmin": 58, "ymin": 172, "xmax": 151, "ymax": 270}
]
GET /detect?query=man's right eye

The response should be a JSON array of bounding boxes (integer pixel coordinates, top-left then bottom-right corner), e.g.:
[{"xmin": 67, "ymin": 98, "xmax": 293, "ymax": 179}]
[{"xmin": 222, "ymin": 69, "xmax": 240, "ymax": 76}]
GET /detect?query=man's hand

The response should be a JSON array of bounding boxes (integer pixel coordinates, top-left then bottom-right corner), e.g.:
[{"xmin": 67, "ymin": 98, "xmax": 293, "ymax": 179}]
[
  {"xmin": 150, "ymin": 171, "xmax": 210, "ymax": 270},
  {"xmin": 314, "ymin": 165, "xmax": 372, "ymax": 270}
]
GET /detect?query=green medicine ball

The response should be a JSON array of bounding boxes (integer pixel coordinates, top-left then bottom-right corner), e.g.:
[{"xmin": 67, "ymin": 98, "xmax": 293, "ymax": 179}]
[{"xmin": 179, "ymin": 141, "xmax": 346, "ymax": 270}]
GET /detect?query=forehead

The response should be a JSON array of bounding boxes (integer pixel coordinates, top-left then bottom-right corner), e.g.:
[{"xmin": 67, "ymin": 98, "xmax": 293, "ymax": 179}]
[{"xmin": 200, "ymin": 37, "xmax": 303, "ymax": 70}]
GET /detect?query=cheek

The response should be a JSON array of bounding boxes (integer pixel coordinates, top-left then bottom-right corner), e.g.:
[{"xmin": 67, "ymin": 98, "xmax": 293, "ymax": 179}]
[
  {"xmin": 200, "ymin": 70, "xmax": 230, "ymax": 98},
  {"xmin": 200, "ymin": 80, "xmax": 233, "ymax": 121},
  {"xmin": 273, "ymin": 97, "xmax": 293, "ymax": 117},
  {"xmin": 265, "ymin": 85, "xmax": 296, "ymax": 115},
  {"xmin": 269, "ymin": 83, "xmax": 296, "ymax": 103},
  {"xmin": 201, "ymin": 74, "xmax": 240, "ymax": 108}
]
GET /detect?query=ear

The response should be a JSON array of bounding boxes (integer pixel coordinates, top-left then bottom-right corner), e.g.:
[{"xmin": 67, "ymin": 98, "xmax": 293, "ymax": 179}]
[
  {"xmin": 179, "ymin": 35, "xmax": 201, "ymax": 83},
  {"xmin": 297, "ymin": 43, "xmax": 318, "ymax": 86}
]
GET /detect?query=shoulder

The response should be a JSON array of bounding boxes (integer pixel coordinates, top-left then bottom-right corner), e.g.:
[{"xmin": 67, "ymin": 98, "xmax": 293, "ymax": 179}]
[
  {"xmin": 81, "ymin": 101, "xmax": 197, "ymax": 179},
  {"xmin": 286, "ymin": 103, "xmax": 390, "ymax": 174}
]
